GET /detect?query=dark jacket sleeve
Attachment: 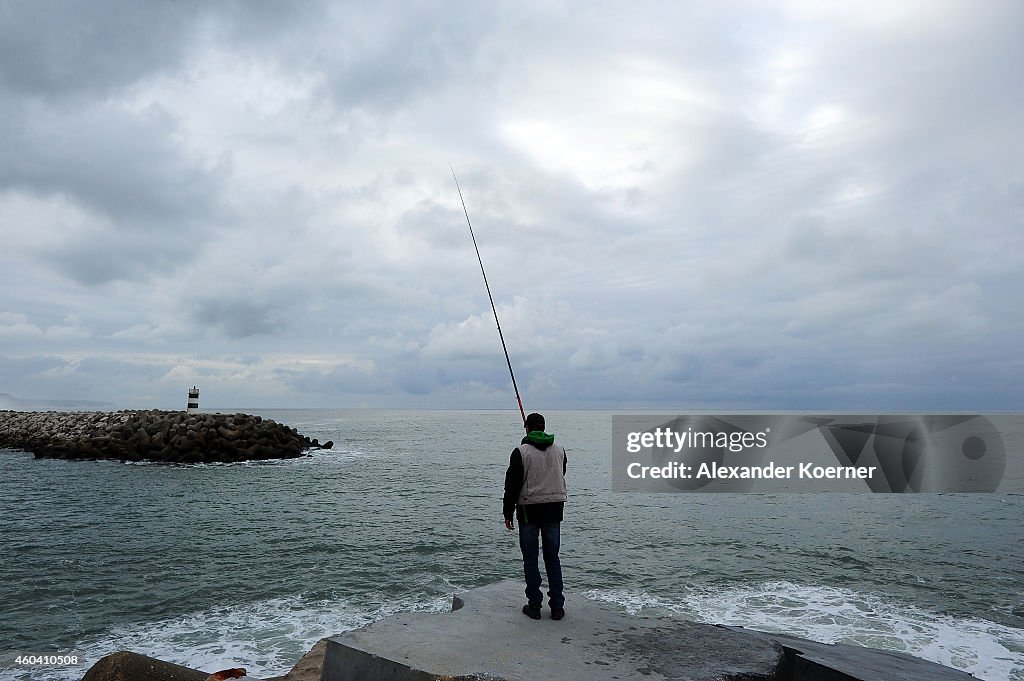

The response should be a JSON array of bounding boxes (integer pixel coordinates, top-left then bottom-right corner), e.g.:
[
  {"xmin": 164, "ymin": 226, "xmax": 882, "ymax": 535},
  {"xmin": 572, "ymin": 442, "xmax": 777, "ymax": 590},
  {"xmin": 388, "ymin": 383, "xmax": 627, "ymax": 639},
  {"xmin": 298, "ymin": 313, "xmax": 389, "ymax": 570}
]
[{"xmin": 503, "ymin": 448, "xmax": 524, "ymax": 520}]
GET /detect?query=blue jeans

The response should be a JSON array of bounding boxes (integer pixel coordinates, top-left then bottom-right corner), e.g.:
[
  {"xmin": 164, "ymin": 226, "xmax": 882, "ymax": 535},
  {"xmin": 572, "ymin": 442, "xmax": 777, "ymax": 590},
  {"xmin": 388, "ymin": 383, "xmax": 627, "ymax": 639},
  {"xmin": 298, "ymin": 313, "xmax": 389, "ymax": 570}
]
[{"xmin": 518, "ymin": 521, "xmax": 564, "ymax": 608}]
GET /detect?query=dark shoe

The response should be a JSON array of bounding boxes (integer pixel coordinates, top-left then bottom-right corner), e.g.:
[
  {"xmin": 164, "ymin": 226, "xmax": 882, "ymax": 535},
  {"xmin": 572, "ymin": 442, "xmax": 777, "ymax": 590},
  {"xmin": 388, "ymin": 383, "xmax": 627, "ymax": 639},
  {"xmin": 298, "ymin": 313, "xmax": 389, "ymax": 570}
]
[
  {"xmin": 551, "ymin": 607, "xmax": 565, "ymax": 620},
  {"xmin": 522, "ymin": 604, "xmax": 542, "ymax": 620}
]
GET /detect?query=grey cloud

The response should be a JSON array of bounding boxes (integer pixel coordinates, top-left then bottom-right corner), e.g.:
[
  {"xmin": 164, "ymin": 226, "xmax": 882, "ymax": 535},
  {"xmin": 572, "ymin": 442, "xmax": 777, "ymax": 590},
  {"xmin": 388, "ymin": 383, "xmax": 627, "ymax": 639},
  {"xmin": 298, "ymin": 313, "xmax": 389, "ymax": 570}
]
[
  {"xmin": 0, "ymin": 0, "xmax": 202, "ymax": 97},
  {"xmin": 192, "ymin": 298, "xmax": 286, "ymax": 339},
  {"xmin": 0, "ymin": 354, "xmax": 67, "ymax": 380},
  {"xmin": 0, "ymin": 353, "xmax": 191, "ymax": 407},
  {"xmin": 0, "ymin": 95, "xmax": 227, "ymax": 288},
  {"xmin": 395, "ymin": 199, "xmax": 471, "ymax": 253},
  {"xmin": 0, "ymin": 99, "xmax": 223, "ymax": 223},
  {"xmin": 45, "ymin": 226, "xmax": 196, "ymax": 286},
  {"xmin": 74, "ymin": 355, "xmax": 170, "ymax": 385},
  {"xmin": 275, "ymin": 362, "xmax": 387, "ymax": 397},
  {"xmin": 311, "ymin": 2, "xmax": 499, "ymax": 112}
]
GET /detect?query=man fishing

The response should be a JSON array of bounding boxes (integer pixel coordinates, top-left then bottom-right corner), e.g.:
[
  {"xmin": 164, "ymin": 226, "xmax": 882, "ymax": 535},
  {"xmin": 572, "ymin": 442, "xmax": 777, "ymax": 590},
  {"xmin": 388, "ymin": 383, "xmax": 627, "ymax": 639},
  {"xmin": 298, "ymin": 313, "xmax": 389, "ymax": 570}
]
[
  {"xmin": 450, "ymin": 171, "xmax": 567, "ymax": 617},
  {"xmin": 503, "ymin": 412, "xmax": 568, "ymax": 620}
]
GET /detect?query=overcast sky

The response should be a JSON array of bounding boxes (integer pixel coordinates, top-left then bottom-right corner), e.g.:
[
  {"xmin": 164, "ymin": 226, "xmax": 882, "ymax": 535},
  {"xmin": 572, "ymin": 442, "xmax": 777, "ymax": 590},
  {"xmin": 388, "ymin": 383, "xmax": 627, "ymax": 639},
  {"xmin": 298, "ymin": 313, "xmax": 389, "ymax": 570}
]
[{"xmin": 1, "ymin": 0, "xmax": 1021, "ymax": 410}]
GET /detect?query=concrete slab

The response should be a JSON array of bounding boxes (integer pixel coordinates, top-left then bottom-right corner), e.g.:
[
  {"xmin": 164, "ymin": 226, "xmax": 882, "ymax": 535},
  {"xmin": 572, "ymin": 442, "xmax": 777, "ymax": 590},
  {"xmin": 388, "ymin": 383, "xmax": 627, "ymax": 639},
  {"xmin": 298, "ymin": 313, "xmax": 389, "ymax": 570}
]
[
  {"xmin": 726, "ymin": 628, "xmax": 975, "ymax": 681},
  {"xmin": 321, "ymin": 581, "xmax": 977, "ymax": 681},
  {"xmin": 322, "ymin": 580, "xmax": 785, "ymax": 681}
]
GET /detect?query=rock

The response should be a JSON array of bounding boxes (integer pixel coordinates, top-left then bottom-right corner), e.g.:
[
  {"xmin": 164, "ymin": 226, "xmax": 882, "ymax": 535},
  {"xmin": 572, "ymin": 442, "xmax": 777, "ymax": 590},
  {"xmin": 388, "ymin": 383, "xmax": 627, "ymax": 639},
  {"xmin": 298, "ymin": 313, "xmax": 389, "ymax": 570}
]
[
  {"xmin": 81, "ymin": 651, "xmax": 209, "ymax": 681},
  {"xmin": 0, "ymin": 410, "xmax": 323, "ymax": 464}
]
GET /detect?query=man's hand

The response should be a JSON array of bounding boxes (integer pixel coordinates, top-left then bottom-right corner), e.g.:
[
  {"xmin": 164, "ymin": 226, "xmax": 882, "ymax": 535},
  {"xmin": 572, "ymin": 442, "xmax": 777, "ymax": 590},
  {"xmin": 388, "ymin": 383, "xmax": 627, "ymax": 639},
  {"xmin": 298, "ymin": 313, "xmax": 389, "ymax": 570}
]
[{"xmin": 504, "ymin": 516, "xmax": 514, "ymax": 530}]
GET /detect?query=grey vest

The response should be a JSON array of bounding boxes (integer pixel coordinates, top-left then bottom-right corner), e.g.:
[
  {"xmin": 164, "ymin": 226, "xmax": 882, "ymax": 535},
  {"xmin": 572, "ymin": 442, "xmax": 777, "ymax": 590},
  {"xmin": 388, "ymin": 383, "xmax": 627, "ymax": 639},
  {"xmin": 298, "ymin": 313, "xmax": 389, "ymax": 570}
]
[{"xmin": 517, "ymin": 443, "xmax": 567, "ymax": 505}]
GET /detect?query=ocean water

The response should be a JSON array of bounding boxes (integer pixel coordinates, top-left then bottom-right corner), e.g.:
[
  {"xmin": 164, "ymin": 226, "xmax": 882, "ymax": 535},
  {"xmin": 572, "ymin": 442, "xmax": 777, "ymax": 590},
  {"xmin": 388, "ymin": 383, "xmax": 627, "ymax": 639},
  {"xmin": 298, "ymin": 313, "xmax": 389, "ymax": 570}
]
[{"xmin": 0, "ymin": 409, "xmax": 1022, "ymax": 680}]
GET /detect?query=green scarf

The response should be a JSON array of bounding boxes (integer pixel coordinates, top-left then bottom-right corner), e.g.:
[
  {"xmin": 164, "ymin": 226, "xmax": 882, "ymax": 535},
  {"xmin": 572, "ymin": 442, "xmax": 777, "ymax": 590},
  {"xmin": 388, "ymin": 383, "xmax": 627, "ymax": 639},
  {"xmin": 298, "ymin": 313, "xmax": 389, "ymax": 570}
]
[{"xmin": 522, "ymin": 430, "xmax": 555, "ymax": 447}]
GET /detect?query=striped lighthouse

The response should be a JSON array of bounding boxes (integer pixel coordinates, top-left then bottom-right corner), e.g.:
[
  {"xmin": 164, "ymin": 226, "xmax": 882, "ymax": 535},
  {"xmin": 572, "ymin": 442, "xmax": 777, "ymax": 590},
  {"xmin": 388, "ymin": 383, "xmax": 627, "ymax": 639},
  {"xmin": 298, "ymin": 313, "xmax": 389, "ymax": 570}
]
[{"xmin": 187, "ymin": 386, "xmax": 199, "ymax": 413}]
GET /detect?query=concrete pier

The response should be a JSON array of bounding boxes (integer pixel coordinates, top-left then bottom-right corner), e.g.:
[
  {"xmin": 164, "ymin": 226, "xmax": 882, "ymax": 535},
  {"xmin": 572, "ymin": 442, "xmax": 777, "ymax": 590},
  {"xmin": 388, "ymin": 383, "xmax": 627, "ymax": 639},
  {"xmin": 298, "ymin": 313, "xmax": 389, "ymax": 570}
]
[{"xmin": 321, "ymin": 581, "xmax": 975, "ymax": 681}]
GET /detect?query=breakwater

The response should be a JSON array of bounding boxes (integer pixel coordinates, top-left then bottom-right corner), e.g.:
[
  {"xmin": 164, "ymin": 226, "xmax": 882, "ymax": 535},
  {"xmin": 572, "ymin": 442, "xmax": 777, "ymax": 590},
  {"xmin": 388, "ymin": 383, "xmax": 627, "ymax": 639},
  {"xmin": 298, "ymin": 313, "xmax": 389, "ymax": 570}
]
[{"xmin": 0, "ymin": 410, "xmax": 332, "ymax": 463}]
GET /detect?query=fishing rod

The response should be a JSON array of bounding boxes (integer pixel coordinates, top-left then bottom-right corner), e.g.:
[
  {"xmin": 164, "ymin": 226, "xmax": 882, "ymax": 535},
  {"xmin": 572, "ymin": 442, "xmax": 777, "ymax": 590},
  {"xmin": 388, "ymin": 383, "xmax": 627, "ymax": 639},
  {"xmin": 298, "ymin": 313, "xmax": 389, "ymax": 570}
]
[{"xmin": 450, "ymin": 165, "xmax": 527, "ymax": 430}]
